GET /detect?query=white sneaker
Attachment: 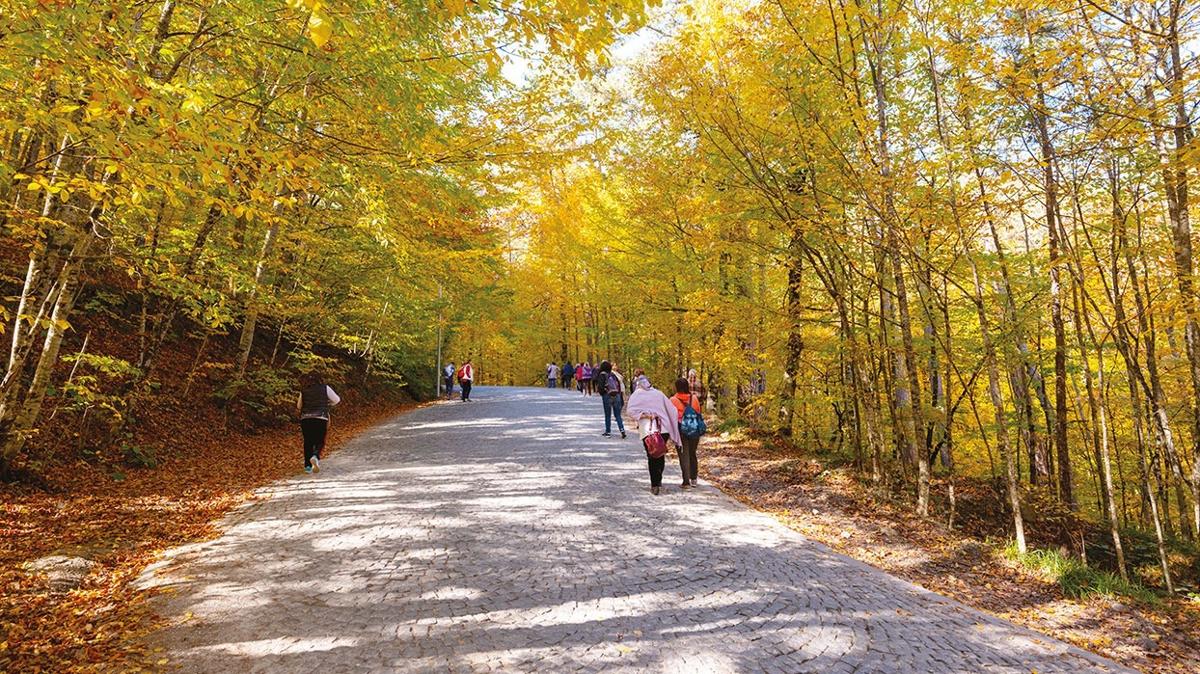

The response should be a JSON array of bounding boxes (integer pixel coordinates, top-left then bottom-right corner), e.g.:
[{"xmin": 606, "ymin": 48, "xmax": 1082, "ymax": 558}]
[{"xmin": 311, "ymin": 456, "xmax": 320, "ymax": 473}]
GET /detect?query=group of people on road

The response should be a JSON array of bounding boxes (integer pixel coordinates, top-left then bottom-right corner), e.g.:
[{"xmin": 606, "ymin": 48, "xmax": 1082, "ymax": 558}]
[
  {"xmin": 443, "ymin": 360, "xmax": 474, "ymax": 401},
  {"xmin": 569, "ymin": 359, "xmax": 708, "ymax": 495},
  {"xmin": 294, "ymin": 359, "xmax": 478, "ymax": 475},
  {"xmin": 295, "ymin": 356, "xmax": 704, "ymax": 494},
  {"xmin": 551, "ymin": 360, "xmax": 626, "ymax": 397},
  {"xmin": 625, "ymin": 370, "xmax": 706, "ymax": 495}
]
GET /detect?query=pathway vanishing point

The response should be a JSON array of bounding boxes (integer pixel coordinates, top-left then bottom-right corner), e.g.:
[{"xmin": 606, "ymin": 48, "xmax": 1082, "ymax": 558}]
[{"xmin": 139, "ymin": 386, "xmax": 1135, "ymax": 673}]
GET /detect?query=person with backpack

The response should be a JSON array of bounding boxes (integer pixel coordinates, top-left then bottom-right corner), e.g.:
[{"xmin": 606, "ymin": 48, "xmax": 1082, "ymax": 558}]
[
  {"xmin": 457, "ymin": 360, "xmax": 474, "ymax": 401},
  {"xmin": 574, "ymin": 362, "xmax": 585, "ymax": 392},
  {"xmin": 671, "ymin": 377, "xmax": 706, "ymax": 489},
  {"xmin": 612, "ymin": 363, "xmax": 627, "ymax": 397},
  {"xmin": 443, "ymin": 361, "xmax": 456, "ymax": 399},
  {"xmin": 625, "ymin": 374, "xmax": 680, "ymax": 495},
  {"xmin": 596, "ymin": 360, "xmax": 626, "ymax": 438},
  {"xmin": 580, "ymin": 361, "xmax": 593, "ymax": 395},
  {"xmin": 296, "ymin": 372, "xmax": 341, "ymax": 474},
  {"xmin": 561, "ymin": 360, "xmax": 574, "ymax": 389}
]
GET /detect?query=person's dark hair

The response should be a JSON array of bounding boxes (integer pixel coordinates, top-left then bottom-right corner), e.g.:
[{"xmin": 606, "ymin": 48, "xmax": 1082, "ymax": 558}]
[
  {"xmin": 600, "ymin": 360, "xmax": 612, "ymax": 372},
  {"xmin": 633, "ymin": 368, "xmax": 645, "ymax": 377},
  {"xmin": 675, "ymin": 378, "xmax": 690, "ymax": 394},
  {"xmin": 301, "ymin": 372, "xmax": 323, "ymax": 387}
]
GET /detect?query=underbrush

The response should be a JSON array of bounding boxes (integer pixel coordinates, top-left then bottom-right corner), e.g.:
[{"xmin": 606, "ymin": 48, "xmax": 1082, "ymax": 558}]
[
  {"xmin": 1002, "ymin": 543, "xmax": 1160, "ymax": 604},
  {"xmin": 725, "ymin": 425, "xmax": 1200, "ymax": 593}
]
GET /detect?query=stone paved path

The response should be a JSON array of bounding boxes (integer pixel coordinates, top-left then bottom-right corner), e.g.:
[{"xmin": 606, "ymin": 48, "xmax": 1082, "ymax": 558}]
[{"xmin": 140, "ymin": 387, "xmax": 1135, "ymax": 673}]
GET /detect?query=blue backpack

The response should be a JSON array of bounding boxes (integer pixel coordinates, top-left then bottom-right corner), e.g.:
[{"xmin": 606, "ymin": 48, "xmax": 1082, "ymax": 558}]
[{"xmin": 679, "ymin": 396, "xmax": 707, "ymax": 438}]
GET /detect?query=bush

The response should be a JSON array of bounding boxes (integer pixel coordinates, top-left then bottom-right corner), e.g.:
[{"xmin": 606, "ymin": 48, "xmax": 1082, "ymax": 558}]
[
  {"xmin": 1004, "ymin": 543, "xmax": 1160, "ymax": 604},
  {"xmin": 122, "ymin": 442, "xmax": 158, "ymax": 468},
  {"xmin": 214, "ymin": 366, "xmax": 296, "ymax": 424}
]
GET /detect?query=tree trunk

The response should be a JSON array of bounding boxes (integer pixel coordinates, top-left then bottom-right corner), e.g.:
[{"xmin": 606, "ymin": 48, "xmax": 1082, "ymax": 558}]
[
  {"xmin": 1029, "ymin": 62, "xmax": 1073, "ymax": 506},
  {"xmin": 782, "ymin": 229, "xmax": 804, "ymax": 436},
  {"xmin": 236, "ymin": 219, "xmax": 281, "ymax": 375},
  {"xmin": 1, "ymin": 232, "xmax": 95, "ymax": 462},
  {"xmin": 1160, "ymin": 8, "xmax": 1200, "ymax": 538},
  {"xmin": 969, "ymin": 250, "xmax": 1026, "ymax": 552}
]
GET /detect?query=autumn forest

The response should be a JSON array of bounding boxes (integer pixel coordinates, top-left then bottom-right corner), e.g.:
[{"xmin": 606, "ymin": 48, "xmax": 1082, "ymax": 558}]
[{"xmin": 3, "ymin": 0, "xmax": 1200, "ymax": 670}]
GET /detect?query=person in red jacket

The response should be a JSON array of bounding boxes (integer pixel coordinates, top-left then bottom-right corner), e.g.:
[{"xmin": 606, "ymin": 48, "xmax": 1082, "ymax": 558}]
[
  {"xmin": 670, "ymin": 378, "xmax": 702, "ymax": 489},
  {"xmin": 456, "ymin": 360, "xmax": 474, "ymax": 401}
]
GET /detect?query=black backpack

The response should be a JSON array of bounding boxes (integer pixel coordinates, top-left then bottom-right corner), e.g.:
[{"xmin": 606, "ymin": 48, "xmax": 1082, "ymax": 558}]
[{"xmin": 592, "ymin": 368, "xmax": 609, "ymax": 394}]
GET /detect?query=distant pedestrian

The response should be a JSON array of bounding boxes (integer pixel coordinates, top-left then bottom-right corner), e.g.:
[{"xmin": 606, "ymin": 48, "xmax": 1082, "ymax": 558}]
[
  {"xmin": 296, "ymin": 372, "xmax": 341, "ymax": 474},
  {"xmin": 561, "ymin": 361, "xmax": 573, "ymax": 389},
  {"xmin": 671, "ymin": 378, "xmax": 705, "ymax": 489},
  {"xmin": 631, "ymin": 367, "xmax": 651, "ymax": 391},
  {"xmin": 596, "ymin": 360, "xmax": 626, "ymax": 438},
  {"xmin": 547, "ymin": 362, "xmax": 560, "ymax": 388},
  {"xmin": 444, "ymin": 361, "xmax": 456, "ymax": 399},
  {"xmin": 626, "ymin": 375, "xmax": 681, "ymax": 495},
  {"xmin": 575, "ymin": 361, "xmax": 586, "ymax": 393},
  {"xmin": 457, "ymin": 360, "xmax": 474, "ymax": 401},
  {"xmin": 581, "ymin": 362, "xmax": 593, "ymax": 395}
]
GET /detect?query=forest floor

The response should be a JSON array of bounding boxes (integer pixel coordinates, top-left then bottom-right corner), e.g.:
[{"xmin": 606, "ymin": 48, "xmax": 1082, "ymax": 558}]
[
  {"xmin": 701, "ymin": 431, "xmax": 1200, "ymax": 674},
  {"xmin": 0, "ymin": 394, "xmax": 418, "ymax": 672}
]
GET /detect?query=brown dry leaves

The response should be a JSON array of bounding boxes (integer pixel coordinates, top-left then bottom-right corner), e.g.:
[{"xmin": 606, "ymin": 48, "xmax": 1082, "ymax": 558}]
[
  {"xmin": 0, "ymin": 399, "xmax": 415, "ymax": 673},
  {"xmin": 699, "ymin": 431, "xmax": 1200, "ymax": 674}
]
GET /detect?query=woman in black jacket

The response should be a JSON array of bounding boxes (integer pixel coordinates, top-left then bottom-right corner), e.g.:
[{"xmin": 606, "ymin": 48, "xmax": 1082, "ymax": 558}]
[{"xmin": 296, "ymin": 372, "xmax": 341, "ymax": 473}]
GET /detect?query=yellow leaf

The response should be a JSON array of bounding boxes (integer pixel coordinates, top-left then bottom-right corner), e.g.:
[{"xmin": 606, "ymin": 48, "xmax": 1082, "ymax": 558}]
[{"xmin": 308, "ymin": 10, "xmax": 333, "ymax": 47}]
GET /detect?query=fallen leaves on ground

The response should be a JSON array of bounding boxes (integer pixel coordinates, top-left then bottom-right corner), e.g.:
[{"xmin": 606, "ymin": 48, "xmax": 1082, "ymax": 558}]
[
  {"xmin": 700, "ymin": 432, "xmax": 1200, "ymax": 674},
  {"xmin": 0, "ymin": 398, "xmax": 417, "ymax": 673}
]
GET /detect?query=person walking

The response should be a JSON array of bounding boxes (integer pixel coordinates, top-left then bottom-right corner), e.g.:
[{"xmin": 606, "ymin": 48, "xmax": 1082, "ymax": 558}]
[
  {"xmin": 547, "ymin": 362, "xmax": 559, "ymax": 388},
  {"xmin": 457, "ymin": 359, "xmax": 474, "ymax": 401},
  {"xmin": 580, "ymin": 361, "xmax": 593, "ymax": 396},
  {"xmin": 610, "ymin": 363, "xmax": 628, "ymax": 437},
  {"xmin": 444, "ymin": 361, "xmax": 456, "ymax": 399},
  {"xmin": 596, "ymin": 360, "xmax": 626, "ymax": 438},
  {"xmin": 561, "ymin": 360, "xmax": 574, "ymax": 389},
  {"xmin": 626, "ymin": 374, "xmax": 680, "ymax": 495},
  {"xmin": 612, "ymin": 363, "xmax": 627, "ymax": 397},
  {"xmin": 574, "ymin": 362, "xmax": 585, "ymax": 393},
  {"xmin": 296, "ymin": 372, "xmax": 341, "ymax": 474},
  {"xmin": 671, "ymin": 377, "xmax": 705, "ymax": 489}
]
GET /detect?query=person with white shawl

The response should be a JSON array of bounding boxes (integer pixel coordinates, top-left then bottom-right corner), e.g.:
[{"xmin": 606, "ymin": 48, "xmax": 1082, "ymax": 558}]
[{"xmin": 625, "ymin": 371, "xmax": 681, "ymax": 494}]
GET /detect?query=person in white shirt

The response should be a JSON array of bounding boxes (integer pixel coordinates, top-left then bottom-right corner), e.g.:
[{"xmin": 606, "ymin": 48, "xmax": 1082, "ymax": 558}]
[
  {"xmin": 444, "ymin": 362, "xmax": 456, "ymax": 399},
  {"xmin": 296, "ymin": 372, "xmax": 341, "ymax": 473},
  {"xmin": 547, "ymin": 362, "xmax": 560, "ymax": 388}
]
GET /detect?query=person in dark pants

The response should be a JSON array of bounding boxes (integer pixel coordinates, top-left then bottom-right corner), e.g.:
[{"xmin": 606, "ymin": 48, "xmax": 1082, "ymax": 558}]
[
  {"xmin": 296, "ymin": 372, "xmax": 341, "ymax": 473},
  {"xmin": 671, "ymin": 378, "xmax": 702, "ymax": 489},
  {"xmin": 458, "ymin": 360, "xmax": 474, "ymax": 401},
  {"xmin": 642, "ymin": 425, "xmax": 669, "ymax": 494},
  {"xmin": 626, "ymin": 373, "xmax": 681, "ymax": 495},
  {"xmin": 444, "ymin": 361, "xmax": 456, "ymax": 399}
]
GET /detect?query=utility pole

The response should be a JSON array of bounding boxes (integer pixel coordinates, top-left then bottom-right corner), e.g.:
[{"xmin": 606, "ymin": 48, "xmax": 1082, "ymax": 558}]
[{"xmin": 435, "ymin": 283, "xmax": 444, "ymax": 398}]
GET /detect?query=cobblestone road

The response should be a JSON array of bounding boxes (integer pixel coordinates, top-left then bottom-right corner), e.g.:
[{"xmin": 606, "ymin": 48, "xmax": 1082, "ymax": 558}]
[{"xmin": 140, "ymin": 387, "xmax": 1134, "ymax": 673}]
